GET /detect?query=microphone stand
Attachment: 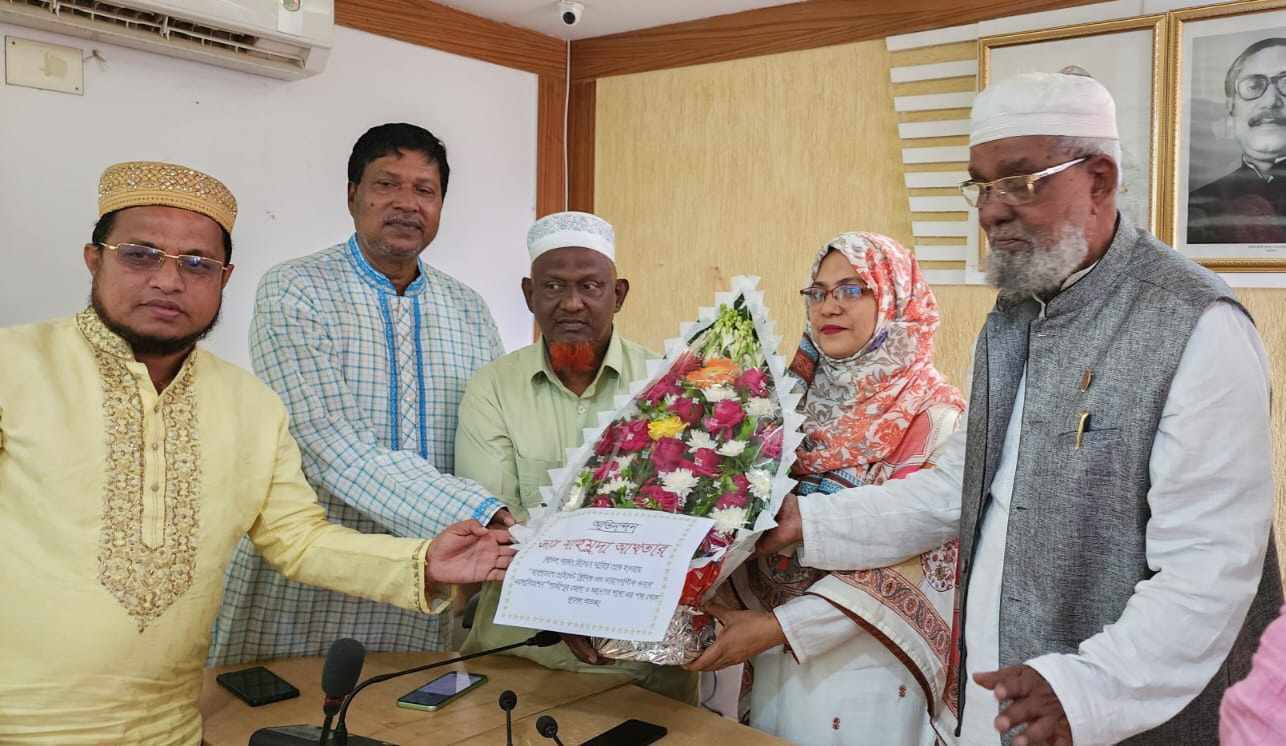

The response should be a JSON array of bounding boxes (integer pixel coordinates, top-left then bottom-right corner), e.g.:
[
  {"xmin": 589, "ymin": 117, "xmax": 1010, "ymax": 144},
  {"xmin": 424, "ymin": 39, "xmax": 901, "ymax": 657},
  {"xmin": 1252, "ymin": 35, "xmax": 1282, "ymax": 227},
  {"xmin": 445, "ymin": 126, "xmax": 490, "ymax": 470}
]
[
  {"xmin": 333, "ymin": 634, "xmax": 554, "ymax": 746},
  {"xmin": 318, "ymin": 700, "xmax": 339, "ymax": 746}
]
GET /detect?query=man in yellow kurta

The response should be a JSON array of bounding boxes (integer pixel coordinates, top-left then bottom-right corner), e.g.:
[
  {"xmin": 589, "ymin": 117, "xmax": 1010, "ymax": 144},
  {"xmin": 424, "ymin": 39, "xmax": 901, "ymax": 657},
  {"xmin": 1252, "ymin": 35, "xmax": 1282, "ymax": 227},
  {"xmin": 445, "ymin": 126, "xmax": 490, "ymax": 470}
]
[
  {"xmin": 0, "ymin": 161, "xmax": 514, "ymax": 744},
  {"xmin": 456, "ymin": 212, "xmax": 697, "ymax": 703}
]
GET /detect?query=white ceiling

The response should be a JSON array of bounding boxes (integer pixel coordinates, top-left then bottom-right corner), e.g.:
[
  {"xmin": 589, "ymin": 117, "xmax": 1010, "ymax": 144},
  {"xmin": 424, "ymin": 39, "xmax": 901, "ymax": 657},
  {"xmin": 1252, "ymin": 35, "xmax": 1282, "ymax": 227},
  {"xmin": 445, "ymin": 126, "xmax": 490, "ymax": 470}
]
[{"xmin": 437, "ymin": 0, "xmax": 802, "ymax": 41}]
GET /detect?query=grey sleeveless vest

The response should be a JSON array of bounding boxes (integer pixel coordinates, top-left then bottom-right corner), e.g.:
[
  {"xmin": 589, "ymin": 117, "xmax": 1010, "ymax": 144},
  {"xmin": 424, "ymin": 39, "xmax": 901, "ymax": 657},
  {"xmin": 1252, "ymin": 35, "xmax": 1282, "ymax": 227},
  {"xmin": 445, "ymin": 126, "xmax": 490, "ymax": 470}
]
[{"xmin": 955, "ymin": 215, "xmax": 1281, "ymax": 744}]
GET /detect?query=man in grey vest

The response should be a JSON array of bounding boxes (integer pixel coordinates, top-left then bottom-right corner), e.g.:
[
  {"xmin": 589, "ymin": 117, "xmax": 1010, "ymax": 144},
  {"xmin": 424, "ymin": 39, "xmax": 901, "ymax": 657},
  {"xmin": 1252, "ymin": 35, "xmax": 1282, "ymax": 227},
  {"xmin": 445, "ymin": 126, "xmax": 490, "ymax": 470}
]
[{"xmin": 759, "ymin": 70, "xmax": 1281, "ymax": 745}]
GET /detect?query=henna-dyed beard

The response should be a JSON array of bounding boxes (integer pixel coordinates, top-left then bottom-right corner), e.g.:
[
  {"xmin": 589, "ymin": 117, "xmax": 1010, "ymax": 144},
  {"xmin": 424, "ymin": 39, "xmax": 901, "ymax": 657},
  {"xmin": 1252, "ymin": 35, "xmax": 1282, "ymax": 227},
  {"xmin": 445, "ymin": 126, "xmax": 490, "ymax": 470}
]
[{"xmin": 547, "ymin": 341, "xmax": 601, "ymax": 378}]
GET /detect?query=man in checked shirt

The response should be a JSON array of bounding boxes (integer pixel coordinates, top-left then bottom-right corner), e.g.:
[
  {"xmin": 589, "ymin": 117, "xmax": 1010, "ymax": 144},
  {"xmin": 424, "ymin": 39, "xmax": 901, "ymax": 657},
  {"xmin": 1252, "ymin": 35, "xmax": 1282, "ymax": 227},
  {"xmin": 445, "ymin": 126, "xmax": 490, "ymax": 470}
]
[{"xmin": 209, "ymin": 123, "xmax": 514, "ymax": 665}]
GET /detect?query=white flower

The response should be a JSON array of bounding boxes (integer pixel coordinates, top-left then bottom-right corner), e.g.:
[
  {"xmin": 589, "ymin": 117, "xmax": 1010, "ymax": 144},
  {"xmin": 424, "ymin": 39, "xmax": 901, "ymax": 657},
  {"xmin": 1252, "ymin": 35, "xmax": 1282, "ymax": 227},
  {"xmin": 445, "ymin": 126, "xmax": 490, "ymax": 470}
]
[
  {"xmin": 615, "ymin": 453, "xmax": 636, "ymax": 470},
  {"xmin": 711, "ymin": 506, "xmax": 748, "ymax": 535},
  {"xmin": 660, "ymin": 468, "xmax": 699, "ymax": 499},
  {"xmin": 686, "ymin": 430, "xmax": 718, "ymax": 451},
  {"xmin": 664, "ymin": 394, "xmax": 678, "ymax": 406},
  {"xmin": 703, "ymin": 385, "xmax": 737, "ymax": 402},
  {"xmin": 746, "ymin": 397, "xmax": 778, "ymax": 418},
  {"xmin": 716, "ymin": 440, "xmax": 747, "ymax": 458},
  {"xmin": 602, "ymin": 477, "xmax": 630, "ymax": 493},
  {"xmin": 747, "ymin": 469, "xmax": 773, "ymax": 500}
]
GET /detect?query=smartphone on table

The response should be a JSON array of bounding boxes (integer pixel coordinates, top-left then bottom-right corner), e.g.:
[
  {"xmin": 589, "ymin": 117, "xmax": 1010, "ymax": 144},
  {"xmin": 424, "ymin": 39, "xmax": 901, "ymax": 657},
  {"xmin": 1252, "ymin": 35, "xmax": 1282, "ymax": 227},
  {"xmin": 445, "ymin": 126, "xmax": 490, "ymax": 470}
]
[
  {"xmin": 216, "ymin": 666, "xmax": 300, "ymax": 707},
  {"xmin": 396, "ymin": 671, "xmax": 487, "ymax": 712},
  {"xmin": 581, "ymin": 718, "xmax": 668, "ymax": 746}
]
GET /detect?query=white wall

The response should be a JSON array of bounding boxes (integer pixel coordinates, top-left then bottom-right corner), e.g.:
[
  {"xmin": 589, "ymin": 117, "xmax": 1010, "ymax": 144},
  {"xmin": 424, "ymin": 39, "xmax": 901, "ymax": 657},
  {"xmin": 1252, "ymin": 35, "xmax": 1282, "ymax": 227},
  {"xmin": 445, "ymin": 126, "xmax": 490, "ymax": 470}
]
[{"xmin": 0, "ymin": 23, "xmax": 538, "ymax": 369}]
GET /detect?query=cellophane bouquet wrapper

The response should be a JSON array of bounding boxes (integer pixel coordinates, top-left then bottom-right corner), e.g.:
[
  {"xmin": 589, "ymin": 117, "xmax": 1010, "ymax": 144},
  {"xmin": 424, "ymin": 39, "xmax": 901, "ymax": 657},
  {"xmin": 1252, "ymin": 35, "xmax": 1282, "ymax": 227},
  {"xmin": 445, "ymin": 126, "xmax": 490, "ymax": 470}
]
[{"xmin": 525, "ymin": 276, "xmax": 805, "ymax": 665}]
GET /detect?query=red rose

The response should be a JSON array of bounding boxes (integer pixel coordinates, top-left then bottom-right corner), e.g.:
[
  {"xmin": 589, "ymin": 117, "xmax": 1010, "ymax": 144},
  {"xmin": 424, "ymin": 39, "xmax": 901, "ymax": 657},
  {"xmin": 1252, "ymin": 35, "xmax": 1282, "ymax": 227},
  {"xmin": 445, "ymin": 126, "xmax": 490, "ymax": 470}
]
[
  {"xmin": 637, "ymin": 483, "xmax": 680, "ymax": 511},
  {"xmin": 616, "ymin": 420, "xmax": 651, "ymax": 453},
  {"xmin": 691, "ymin": 448, "xmax": 722, "ymax": 478},
  {"xmin": 714, "ymin": 490, "xmax": 748, "ymax": 509},
  {"xmin": 650, "ymin": 437, "xmax": 686, "ymax": 473},
  {"xmin": 735, "ymin": 367, "xmax": 769, "ymax": 397},
  {"xmin": 759, "ymin": 426, "xmax": 784, "ymax": 461},
  {"xmin": 594, "ymin": 423, "xmax": 619, "ymax": 456},
  {"xmin": 593, "ymin": 459, "xmax": 619, "ymax": 482},
  {"xmin": 642, "ymin": 374, "xmax": 682, "ymax": 405},
  {"xmin": 670, "ymin": 397, "xmax": 704, "ymax": 425},
  {"xmin": 706, "ymin": 400, "xmax": 745, "ymax": 437},
  {"xmin": 590, "ymin": 496, "xmax": 614, "ymax": 508}
]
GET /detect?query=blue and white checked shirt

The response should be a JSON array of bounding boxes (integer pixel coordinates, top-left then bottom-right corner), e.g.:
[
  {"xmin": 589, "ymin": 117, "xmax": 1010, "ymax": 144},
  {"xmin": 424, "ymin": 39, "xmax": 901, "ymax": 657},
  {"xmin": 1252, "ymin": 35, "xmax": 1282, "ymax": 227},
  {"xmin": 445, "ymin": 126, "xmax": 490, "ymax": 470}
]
[{"xmin": 209, "ymin": 237, "xmax": 505, "ymax": 665}]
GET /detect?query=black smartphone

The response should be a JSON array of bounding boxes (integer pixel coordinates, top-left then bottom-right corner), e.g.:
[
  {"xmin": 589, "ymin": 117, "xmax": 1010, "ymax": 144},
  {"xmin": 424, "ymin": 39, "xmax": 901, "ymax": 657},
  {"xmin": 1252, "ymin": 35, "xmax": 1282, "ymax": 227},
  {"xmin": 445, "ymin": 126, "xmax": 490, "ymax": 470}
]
[
  {"xmin": 580, "ymin": 718, "xmax": 668, "ymax": 746},
  {"xmin": 215, "ymin": 666, "xmax": 300, "ymax": 707},
  {"xmin": 396, "ymin": 671, "xmax": 488, "ymax": 712}
]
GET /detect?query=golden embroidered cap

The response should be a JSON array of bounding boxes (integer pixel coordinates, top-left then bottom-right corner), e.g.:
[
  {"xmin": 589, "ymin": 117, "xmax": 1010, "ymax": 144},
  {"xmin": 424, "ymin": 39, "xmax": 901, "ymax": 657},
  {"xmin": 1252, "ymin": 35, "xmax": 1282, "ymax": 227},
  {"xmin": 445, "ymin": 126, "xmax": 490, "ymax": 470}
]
[{"xmin": 97, "ymin": 161, "xmax": 238, "ymax": 233}]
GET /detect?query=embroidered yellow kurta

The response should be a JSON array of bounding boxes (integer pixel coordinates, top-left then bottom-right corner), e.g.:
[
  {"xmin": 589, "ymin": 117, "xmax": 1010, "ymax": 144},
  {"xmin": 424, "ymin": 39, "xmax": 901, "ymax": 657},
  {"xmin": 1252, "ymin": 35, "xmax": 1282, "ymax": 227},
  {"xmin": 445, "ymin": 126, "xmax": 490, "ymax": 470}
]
[{"xmin": 0, "ymin": 310, "xmax": 439, "ymax": 744}]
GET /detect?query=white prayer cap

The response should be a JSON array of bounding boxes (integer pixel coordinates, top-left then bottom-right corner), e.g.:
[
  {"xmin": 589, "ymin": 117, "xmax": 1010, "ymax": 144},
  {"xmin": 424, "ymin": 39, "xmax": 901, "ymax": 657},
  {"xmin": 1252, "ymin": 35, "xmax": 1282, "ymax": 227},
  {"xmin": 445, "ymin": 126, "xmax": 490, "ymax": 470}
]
[
  {"xmin": 970, "ymin": 70, "xmax": 1119, "ymax": 147},
  {"xmin": 527, "ymin": 211, "xmax": 615, "ymax": 263}
]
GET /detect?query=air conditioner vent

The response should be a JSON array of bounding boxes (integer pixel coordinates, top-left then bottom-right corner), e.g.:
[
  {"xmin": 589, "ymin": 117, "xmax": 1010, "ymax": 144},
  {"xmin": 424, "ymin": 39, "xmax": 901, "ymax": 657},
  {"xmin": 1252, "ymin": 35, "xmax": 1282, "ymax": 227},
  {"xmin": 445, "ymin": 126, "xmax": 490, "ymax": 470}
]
[{"xmin": 0, "ymin": 0, "xmax": 329, "ymax": 78}]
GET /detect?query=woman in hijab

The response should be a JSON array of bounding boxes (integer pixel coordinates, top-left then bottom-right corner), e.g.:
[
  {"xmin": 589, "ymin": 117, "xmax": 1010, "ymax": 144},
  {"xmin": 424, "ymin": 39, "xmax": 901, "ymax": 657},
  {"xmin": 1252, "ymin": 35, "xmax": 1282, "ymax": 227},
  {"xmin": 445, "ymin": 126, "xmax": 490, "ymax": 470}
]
[{"xmin": 688, "ymin": 233, "xmax": 965, "ymax": 745}]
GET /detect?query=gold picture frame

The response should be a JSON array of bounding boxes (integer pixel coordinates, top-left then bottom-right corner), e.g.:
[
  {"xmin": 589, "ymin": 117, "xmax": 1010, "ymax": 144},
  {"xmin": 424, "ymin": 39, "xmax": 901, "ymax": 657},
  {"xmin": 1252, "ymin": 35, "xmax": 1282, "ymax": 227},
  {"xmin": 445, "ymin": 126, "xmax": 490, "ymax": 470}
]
[
  {"xmin": 976, "ymin": 15, "xmax": 1169, "ymax": 267},
  {"xmin": 1166, "ymin": 0, "xmax": 1286, "ymax": 271}
]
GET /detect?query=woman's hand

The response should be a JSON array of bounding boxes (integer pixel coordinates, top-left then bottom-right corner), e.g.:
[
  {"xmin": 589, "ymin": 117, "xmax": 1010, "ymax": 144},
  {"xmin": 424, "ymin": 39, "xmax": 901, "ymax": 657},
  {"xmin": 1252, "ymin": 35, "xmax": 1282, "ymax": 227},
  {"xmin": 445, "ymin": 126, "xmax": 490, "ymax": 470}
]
[{"xmin": 684, "ymin": 604, "xmax": 786, "ymax": 672}]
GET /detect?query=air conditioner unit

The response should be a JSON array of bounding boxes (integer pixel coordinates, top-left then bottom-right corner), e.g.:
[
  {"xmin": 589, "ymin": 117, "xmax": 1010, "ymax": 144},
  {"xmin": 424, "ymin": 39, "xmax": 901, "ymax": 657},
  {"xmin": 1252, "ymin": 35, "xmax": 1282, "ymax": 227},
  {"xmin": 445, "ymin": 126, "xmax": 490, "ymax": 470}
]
[{"xmin": 0, "ymin": 0, "xmax": 332, "ymax": 80}]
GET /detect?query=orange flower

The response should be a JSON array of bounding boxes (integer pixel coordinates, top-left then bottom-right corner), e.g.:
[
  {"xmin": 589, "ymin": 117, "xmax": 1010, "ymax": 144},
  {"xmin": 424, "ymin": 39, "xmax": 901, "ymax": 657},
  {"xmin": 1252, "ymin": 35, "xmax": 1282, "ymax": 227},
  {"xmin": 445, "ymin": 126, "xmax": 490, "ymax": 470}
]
[{"xmin": 684, "ymin": 357, "xmax": 739, "ymax": 388}]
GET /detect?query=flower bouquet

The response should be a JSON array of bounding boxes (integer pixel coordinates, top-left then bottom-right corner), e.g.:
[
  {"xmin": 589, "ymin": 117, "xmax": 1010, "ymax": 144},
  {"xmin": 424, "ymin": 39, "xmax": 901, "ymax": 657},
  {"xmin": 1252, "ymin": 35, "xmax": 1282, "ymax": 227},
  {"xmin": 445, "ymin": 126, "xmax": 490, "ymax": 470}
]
[{"xmin": 531, "ymin": 276, "xmax": 805, "ymax": 665}]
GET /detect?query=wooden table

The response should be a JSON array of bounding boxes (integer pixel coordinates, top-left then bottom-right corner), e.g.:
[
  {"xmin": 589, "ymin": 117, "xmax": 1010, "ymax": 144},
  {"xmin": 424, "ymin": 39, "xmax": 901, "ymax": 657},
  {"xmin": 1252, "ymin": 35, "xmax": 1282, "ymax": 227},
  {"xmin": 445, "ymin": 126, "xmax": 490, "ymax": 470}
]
[
  {"xmin": 456, "ymin": 685, "xmax": 786, "ymax": 746},
  {"xmin": 201, "ymin": 652, "xmax": 785, "ymax": 745}
]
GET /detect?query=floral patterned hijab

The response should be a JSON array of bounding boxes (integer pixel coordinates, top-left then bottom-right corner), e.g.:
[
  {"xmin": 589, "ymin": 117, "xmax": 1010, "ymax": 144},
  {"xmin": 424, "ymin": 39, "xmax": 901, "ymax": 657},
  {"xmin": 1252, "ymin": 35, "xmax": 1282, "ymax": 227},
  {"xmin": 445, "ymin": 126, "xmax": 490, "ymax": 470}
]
[{"xmin": 791, "ymin": 232, "xmax": 964, "ymax": 476}]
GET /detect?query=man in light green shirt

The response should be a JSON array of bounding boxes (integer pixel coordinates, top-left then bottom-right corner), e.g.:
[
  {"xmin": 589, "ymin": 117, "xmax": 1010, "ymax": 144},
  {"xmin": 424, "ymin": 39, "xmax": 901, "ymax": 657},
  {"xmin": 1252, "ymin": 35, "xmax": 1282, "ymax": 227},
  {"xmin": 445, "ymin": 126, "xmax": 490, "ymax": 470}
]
[{"xmin": 456, "ymin": 212, "xmax": 698, "ymax": 703}]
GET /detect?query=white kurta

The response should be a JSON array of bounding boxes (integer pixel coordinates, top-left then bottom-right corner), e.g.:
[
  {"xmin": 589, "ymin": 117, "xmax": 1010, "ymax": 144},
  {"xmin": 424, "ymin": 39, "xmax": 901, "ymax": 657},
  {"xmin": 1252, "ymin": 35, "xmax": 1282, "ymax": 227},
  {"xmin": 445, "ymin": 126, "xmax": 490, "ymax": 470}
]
[{"xmin": 796, "ymin": 301, "xmax": 1274, "ymax": 745}]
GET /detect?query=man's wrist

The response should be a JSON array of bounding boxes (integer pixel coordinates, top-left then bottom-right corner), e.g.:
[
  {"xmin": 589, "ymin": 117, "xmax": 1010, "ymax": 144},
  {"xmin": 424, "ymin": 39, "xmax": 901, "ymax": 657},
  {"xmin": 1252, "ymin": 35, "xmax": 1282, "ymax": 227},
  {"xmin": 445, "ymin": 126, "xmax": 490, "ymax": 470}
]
[{"xmin": 1025, "ymin": 653, "xmax": 1084, "ymax": 744}]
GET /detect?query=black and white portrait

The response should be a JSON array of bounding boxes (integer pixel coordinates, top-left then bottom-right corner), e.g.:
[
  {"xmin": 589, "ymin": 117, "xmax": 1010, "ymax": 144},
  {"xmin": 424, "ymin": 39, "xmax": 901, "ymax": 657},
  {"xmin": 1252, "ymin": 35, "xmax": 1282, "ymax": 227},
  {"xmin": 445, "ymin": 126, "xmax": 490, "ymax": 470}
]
[{"xmin": 1177, "ymin": 9, "xmax": 1286, "ymax": 263}]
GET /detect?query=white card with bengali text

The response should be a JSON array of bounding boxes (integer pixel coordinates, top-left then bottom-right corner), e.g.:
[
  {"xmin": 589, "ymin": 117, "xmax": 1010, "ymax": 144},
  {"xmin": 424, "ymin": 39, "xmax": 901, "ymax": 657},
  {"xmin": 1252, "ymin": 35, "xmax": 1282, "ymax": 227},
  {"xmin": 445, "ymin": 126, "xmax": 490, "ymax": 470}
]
[{"xmin": 494, "ymin": 509, "xmax": 713, "ymax": 642}]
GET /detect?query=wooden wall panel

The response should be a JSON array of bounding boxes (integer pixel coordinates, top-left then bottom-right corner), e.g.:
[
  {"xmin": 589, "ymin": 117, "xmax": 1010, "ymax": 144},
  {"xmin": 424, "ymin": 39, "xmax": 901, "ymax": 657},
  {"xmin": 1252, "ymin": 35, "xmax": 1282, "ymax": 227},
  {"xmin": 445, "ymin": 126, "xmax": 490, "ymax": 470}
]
[
  {"xmin": 595, "ymin": 39, "xmax": 912, "ymax": 358},
  {"xmin": 568, "ymin": 81, "xmax": 597, "ymax": 213},
  {"xmin": 1236, "ymin": 288, "xmax": 1286, "ymax": 580},
  {"xmin": 537, "ymin": 76, "xmax": 567, "ymax": 218},
  {"xmin": 336, "ymin": 0, "xmax": 565, "ymax": 78},
  {"xmin": 570, "ymin": 0, "xmax": 1103, "ymax": 81}
]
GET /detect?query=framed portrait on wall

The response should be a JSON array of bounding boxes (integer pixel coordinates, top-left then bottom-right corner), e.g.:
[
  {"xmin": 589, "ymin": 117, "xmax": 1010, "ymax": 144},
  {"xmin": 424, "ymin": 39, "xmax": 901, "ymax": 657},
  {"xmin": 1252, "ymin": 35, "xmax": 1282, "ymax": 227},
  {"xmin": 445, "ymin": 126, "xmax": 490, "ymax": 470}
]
[
  {"xmin": 980, "ymin": 15, "xmax": 1167, "ymax": 235},
  {"xmin": 1170, "ymin": 0, "xmax": 1286, "ymax": 270}
]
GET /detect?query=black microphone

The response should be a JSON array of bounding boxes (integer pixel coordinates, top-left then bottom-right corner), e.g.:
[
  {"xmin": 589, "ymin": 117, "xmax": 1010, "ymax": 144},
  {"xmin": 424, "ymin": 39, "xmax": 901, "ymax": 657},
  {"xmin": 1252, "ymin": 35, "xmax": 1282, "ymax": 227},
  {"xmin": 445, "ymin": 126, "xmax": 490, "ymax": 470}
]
[
  {"xmin": 498, "ymin": 690, "xmax": 517, "ymax": 746},
  {"xmin": 320, "ymin": 639, "xmax": 366, "ymax": 745},
  {"xmin": 536, "ymin": 715, "xmax": 565, "ymax": 746},
  {"xmin": 332, "ymin": 631, "xmax": 562, "ymax": 746},
  {"xmin": 249, "ymin": 639, "xmax": 392, "ymax": 746}
]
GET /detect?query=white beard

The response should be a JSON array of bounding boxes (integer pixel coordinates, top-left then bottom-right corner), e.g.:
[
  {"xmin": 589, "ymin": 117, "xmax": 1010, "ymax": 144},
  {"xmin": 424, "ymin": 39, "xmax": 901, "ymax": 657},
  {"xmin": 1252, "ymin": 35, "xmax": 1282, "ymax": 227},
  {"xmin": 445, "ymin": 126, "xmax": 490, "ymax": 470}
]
[{"xmin": 986, "ymin": 223, "xmax": 1089, "ymax": 302}]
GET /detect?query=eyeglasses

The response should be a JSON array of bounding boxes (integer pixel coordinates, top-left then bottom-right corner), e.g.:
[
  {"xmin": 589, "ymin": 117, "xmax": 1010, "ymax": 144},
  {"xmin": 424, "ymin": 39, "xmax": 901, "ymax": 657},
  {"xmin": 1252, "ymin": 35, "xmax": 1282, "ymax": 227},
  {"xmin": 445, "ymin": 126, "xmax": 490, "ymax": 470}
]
[
  {"xmin": 95, "ymin": 242, "xmax": 232, "ymax": 280},
  {"xmin": 1235, "ymin": 72, "xmax": 1286, "ymax": 102},
  {"xmin": 959, "ymin": 156, "xmax": 1088, "ymax": 208},
  {"xmin": 799, "ymin": 283, "xmax": 865, "ymax": 306}
]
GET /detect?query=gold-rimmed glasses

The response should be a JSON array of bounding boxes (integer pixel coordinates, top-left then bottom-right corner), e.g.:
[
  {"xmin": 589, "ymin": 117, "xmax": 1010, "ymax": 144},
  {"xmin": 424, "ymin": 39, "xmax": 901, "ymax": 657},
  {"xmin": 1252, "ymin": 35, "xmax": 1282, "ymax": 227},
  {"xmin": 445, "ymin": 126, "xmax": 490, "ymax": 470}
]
[
  {"xmin": 959, "ymin": 156, "xmax": 1088, "ymax": 208},
  {"xmin": 94, "ymin": 242, "xmax": 232, "ymax": 281}
]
